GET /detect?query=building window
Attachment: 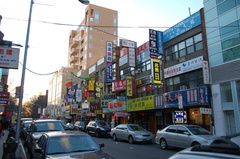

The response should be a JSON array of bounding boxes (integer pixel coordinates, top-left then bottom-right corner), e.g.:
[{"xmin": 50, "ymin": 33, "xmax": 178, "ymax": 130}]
[
  {"xmin": 217, "ymin": 0, "xmax": 237, "ymax": 16},
  {"xmin": 113, "ymin": 39, "xmax": 117, "ymax": 45},
  {"xmin": 164, "ymin": 33, "xmax": 203, "ymax": 62},
  {"xmin": 114, "ymin": 14, "xmax": 117, "ymax": 27},
  {"xmin": 114, "ymin": 31, "xmax": 117, "ymax": 36},
  {"xmin": 95, "ymin": 10, "xmax": 99, "ymax": 23},
  {"xmin": 89, "ymin": 43, "xmax": 92, "ymax": 48},
  {"xmin": 90, "ymin": 26, "xmax": 93, "ymax": 31},
  {"xmin": 89, "ymin": 52, "xmax": 92, "ymax": 58},
  {"xmin": 236, "ymin": 80, "xmax": 240, "ymax": 108},
  {"xmin": 89, "ymin": 34, "xmax": 92, "ymax": 39},
  {"xmin": 220, "ymin": 82, "xmax": 233, "ymax": 109},
  {"xmin": 120, "ymin": 67, "xmax": 134, "ymax": 80},
  {"xmin": 166, "ymin": 69, "xmax": 203, "ymax": 92}
]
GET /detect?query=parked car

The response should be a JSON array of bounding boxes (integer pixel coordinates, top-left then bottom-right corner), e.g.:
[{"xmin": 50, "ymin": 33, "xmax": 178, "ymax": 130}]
[
  {"xmin": 169, "ymin": 133, "xmax": 240, "ymax": 159},
  {"xmin": 74, "ymin": 121, "xmax": 89, "ymax": 131},
  {"xmin": 86, "ymin": 120, "xmax": 111, "ymax": 137},
  {"xmin": 20, "ymin": 120, "xmax": 32, "ymax": 139},
  {"xmin": 25, "ymin": 119, "xmax": 65, "ymax": 156},
  {"xmin": 110, "ymin": 124, "xmax": 155, "ymax": 144},
  {"xmin": 60, "ymin": 120, "xmax": 67, "ymax": 129},
  {"xmin": 155, "ymin": 124, "xmax": 219, "ymax": 149},
  {"xmin": 65, "ymin": 123, "xmax": 74, "ymax": 130},
  {"xmin": 33, "ymin": 131, "xmax": 114, "ymax": 159}
]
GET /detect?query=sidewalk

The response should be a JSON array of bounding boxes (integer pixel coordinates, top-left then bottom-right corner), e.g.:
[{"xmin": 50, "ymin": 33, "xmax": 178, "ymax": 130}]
[{"xmin": 0, "ymin": 130, "xmax": 9, "ymax": 158}]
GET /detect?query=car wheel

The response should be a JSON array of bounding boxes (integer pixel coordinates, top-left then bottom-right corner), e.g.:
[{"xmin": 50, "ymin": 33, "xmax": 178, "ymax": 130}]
[
  {"xmin": 87, "ymin": 129, "xmax": 90, "ymax": 135},
  {"xmin": 95, "ymin": 130, "xmax": 101, "ymax": 138},
  {"xmin": 128, "ymin": 136, "xmax": 134, "ymax": 144},
  {"xmin": 160, "ymin": 138, "xmax": 168, "ymax": 150},
  {"xmin": 113, "ymin": 134, "xmax": 118, "ymax": 141},
  {"xmin": 191, "ymin": 142, "xmax": 200, "ymax": 147}
]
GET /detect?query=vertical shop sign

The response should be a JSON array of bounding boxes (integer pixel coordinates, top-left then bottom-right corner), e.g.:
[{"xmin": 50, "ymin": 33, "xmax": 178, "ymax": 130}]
[
  {"xmin": 151, "ymin": 59, "xmax": 161, "ymax": 84},
  {"xmin": 106, "ymin": 42, "xmax": 113, "ymax": 62},
  {"xmin": 106, "ymin": 62, "xmax": 112, "ymax": 83},
  {"xmin": 149, "ymin": 29, "xmax": 163, "ymax": 58},
  {"xmin": 202, "ymin": 60, "xmax": 210, "ymax": 84},
  {"xmin": 128, "ymin": 48, "xmax": 136, "ymax": 67},
  {"xmin": 126, "ymin": 76, "xmax": 132, "ymax": 97},
  {"xmin": 89, "ymin": 80, "xmax": 95, "ymax": 91},
  {"xmin": 75, "ymin": 87, "xmax": 82, "ymax": 102}
]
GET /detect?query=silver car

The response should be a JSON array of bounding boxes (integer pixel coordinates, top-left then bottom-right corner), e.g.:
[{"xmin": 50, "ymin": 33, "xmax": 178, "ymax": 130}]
[
  {"xmin": 155, "ymin": 125, "xmax": 219, "ymax": 149},
  {"xmin": 169, "ymin": 133, "xmax": 240, "ymax": 159},
  {"xmin": 110, "ymin": 124, "xmax": 155, "ymax": 144}
]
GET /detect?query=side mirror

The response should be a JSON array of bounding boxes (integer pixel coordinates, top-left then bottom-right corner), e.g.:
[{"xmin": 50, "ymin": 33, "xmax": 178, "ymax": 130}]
[
  {"xmin": 34, "ymin": 148, "xmax": 43, "ymax": 154},
  {"xmin": 99, "ymin": 143, "xmax": 105, "ymax": 148}
]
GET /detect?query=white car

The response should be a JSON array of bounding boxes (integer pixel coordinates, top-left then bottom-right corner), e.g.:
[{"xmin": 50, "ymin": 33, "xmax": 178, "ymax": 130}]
[{"xmin": 155, "ymin": 125, "xmax": 219, "ymax": 149}]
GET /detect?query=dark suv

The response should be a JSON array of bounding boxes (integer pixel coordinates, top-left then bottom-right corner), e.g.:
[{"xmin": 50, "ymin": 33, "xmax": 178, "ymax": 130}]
[{"xmin": 86, "ymin": 120, "xmax": 111, "ymax": 137}]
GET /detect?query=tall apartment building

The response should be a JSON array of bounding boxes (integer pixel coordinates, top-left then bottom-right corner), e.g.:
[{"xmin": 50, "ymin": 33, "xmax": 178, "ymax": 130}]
[
  {"xmin": 204, "ymin": 0, "xmax": 240, "ymax": 136},
  {"xmin": 68, "ymin": 4, "xmax": 118, "ymax": 71}
]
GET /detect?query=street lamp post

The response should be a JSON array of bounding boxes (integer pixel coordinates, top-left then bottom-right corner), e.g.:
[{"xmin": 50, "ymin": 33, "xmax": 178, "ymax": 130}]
[{"xmin": 14, "ymin": 0, "xmax": 90, "ymax": 157}]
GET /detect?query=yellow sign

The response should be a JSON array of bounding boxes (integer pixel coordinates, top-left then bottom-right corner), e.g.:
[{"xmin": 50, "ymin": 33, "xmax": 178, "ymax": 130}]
[
  {"xmin": 126, "ymin": 76, "xmax": 132, "ymax": 96},
  {"xmin": 152, "ymin": 59, "xmax": 162, "ymax": 84},
  {"xmin": 87, "ymin": 97, "xmax": 94, "ymax": 102},
  {"xmin": 89, "ymin": 80, "xmax": 95, "ymax": 91},
  {"xmin": 95, "ymin": 110, "xmax": 103, "ymax": 114},
  {"xmin": 127, "ymin": 95, "xmax": 154, "ymax": 111}
]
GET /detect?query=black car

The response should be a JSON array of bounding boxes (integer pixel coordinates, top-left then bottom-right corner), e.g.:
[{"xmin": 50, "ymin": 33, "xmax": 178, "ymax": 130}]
[
  {"xmin": 33, "ymin": 131, "xmax": 114, "ymax": 159},
  {"xmin": 74, "ymin": 121, "xmax": 89, "ymax": 131},
  {"xmin": 25, "ymin": 119, "xmax": 65, "ymax": 157},
  {"xmin": 86, "ymin": 120, "xmax": 111, "ymax": 137},
  {"xmin": 20, "ymin": 120, "xmax": 32, "ymax": 139}
]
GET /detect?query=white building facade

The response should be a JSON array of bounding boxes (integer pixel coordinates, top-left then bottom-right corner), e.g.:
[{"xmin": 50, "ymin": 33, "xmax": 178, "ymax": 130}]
[{"xmin": 204, "ymin": 0, "xmax": 240, "ymax": 136}]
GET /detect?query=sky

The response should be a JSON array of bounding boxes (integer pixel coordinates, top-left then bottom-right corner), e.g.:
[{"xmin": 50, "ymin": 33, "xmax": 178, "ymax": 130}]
[{"xmin": 0, "ymin": 0, "xmax": 203, "ymax": 103}]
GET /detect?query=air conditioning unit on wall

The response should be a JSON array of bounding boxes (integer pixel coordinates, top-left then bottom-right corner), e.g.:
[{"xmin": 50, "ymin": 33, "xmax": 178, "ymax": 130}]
[{"xmin": 180, "ymin": 85, "xmax": 187, "ymax": 90}]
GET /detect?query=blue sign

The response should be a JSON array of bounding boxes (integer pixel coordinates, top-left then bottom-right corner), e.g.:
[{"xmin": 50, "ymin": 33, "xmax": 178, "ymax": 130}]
[
  {"xmin": 149, "ymin": 29, "xmax": 163, "ymax": 58},
  {"xmin": 163, "ymin": 11, "xmax": 201, "ymax": 42},
  {"xmin": 106, "ymin": 62, "xmax": 112, "ymax": 83},
  {"xmin": 163, "ymin": 87, "xmax": 210, "ymax": 108},
  {"xmin": 173, "ymin": 111, "xmax": 187, "ymax": 123},
  {"xmin": 136, "ymin": 50, "xmax": 150, "ymax": 65}
]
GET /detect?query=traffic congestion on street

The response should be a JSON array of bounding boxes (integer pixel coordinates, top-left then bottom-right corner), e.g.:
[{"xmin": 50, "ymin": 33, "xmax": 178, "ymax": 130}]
[{"xmin": 1, "ymin": 118, "xmax": 239, "ymax": 159}]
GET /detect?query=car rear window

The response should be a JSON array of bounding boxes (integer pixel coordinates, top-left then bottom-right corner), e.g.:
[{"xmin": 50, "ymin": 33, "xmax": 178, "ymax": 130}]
[{"xmin": 33, "ymin": 122, "xmax": 65, "ymax": 132}]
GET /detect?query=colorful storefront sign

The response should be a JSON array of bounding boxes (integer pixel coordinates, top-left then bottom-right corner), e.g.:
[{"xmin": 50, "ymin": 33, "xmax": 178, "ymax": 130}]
[
  {"xmin": 101, "ymin": 94, "xmax": 116, "ymax": 108},
  {"xmin": 127, "ymin": 95, "xmax": 154, "ymax": 111}
]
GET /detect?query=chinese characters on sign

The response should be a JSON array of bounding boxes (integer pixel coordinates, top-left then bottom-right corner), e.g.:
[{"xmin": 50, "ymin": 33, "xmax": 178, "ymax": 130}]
[
  {"xmin": 151, "ymin": 59, "xmax": 161, "ymax": 84},
  {"xmin": 106, "ymin": 42, "xmax": 112, "ymax": 62},
  {"xmin": 0, "ymin": 47, "xmax": 20, "ymax": 69}
]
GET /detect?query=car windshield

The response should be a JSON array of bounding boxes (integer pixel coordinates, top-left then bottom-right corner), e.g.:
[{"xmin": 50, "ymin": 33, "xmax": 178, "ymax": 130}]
[
  {"xmin": 187, "ymin": 126, "xmax": 212, "ymax": 135},
  {"xmin": 97, "ymin": 121, "xmax": 108, "ymax": 127},
  {"xmin": 128, "ymin": 125, "xmax": 144, "ymax": 131},
  {"xmin": 46, "ymin": 135, "xmax": 99, "ymax": 155},
  {"xmin": 33, "ymin": 122, "xmax": 65, "ymax": 132}
]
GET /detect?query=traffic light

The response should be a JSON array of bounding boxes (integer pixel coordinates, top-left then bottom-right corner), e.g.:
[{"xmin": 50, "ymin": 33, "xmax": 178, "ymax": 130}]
[{"xmin": 102, "ymin": 114, "xmax": 105, "ymax": 118}]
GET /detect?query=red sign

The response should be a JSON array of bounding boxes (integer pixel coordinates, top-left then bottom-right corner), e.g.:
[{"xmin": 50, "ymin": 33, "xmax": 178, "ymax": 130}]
[
  {"xmin": 0, "ymin": 92, "xmax": 10, "ymax": 98},
  {"xmin": 112, "ymin": 80, "xmax": 126, "ymax": 92},
  {"xmin": 136, "ymin": 41, "xmax": 149, "ymax": 55}
]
